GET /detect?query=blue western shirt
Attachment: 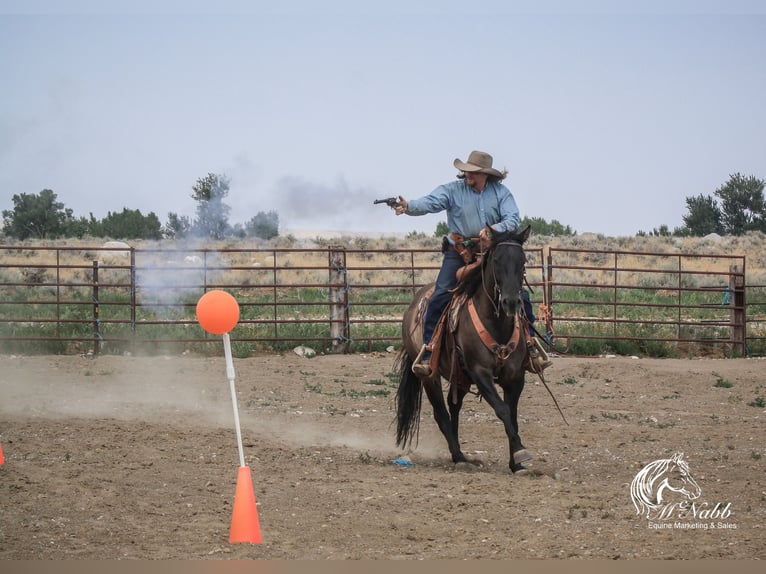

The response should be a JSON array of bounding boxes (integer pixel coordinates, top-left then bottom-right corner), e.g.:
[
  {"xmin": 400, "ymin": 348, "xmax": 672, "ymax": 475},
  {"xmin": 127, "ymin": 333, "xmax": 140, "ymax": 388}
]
[{"xmin": 405, "ymin": 179, "xmax": 520, "ymax": 241}]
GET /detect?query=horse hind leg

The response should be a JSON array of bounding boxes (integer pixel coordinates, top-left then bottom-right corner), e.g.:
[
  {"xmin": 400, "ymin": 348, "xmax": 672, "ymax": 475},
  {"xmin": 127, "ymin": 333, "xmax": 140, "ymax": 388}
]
[
  {"xmin": 421, "ymin": 380, "xmax": 470, "ymax": 464},
  {"xmin": 447, "ymin": 386, "xmax": 483, "ymax": 467},
  {"xmin": 395, "ymin": 348, "xmax": 470, "ymax": 466}
]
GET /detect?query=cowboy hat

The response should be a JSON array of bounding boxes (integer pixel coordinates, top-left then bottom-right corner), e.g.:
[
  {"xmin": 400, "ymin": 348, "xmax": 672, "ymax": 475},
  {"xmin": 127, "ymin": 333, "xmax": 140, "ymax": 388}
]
[{"xmin": 453, "ymin": 150, "xmax": 504, "ymax": 178}]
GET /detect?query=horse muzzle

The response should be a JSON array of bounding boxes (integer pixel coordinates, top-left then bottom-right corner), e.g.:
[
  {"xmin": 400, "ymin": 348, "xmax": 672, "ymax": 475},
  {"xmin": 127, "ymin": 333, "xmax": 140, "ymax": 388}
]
[{"xmin": 498, "ymin": 292, "xmax": 521, "ymax": 317}]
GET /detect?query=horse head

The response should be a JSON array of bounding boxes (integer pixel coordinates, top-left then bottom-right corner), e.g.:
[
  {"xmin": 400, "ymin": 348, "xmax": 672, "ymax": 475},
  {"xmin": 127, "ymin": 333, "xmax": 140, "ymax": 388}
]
[
  {"xmin": 486, "ymin": 225, "xmax": 531, "ymax": 317},
  {"xmin": 659, "ymin": 452, "xmax": 702, "ymax": 502}
]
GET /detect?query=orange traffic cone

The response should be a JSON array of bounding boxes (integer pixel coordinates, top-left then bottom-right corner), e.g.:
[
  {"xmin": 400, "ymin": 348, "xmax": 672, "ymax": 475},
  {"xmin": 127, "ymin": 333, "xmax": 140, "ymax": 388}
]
[
  {"xmin": 0, "ymin": 441, "xmax": 4, "ymax": 465},
  {"xmin": 229, "ymin": 466, "xmax": 261, "ymax": 544}
]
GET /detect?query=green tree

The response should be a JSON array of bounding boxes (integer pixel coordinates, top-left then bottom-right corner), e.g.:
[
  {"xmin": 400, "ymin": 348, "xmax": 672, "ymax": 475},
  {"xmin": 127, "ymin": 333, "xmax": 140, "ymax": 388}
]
[
  {"xmin": 520, "ymin": 216, "xmax": 575, "ymax": 236},
  {"xmin": 434, "ymin": 221, "xmax": 449, "ymax": 237},
  {"xmin": 165, "ymin": 212, "xmax": 192, "ymax": 239},
  {"xmin": 191, "ymin": 173, "xmax": 231, "ymax": 239},
  {"xmin": 648, "ymin": 224, "xmax": 672, "ymax": 237},
  {"xmin": 246, "ymin": 211, "xmax": 279, "ymax": 239},
  {"xmin": 230, "ymin": 223, "xmax": 247, "ymax": 238},
  {"xmin": 435, "ymin": 218, "xmax": 575, "ymax": 237},
  {"xmin": 63, "ymin": 214, "xmax": 96, "ymax": 238},
  {"xmin": 681, "ymin": 193, "xmax": 723, "ymax": 236},
  {"xmin": 1, "ymin": 189, "xmax": 74, "ymax": 239},
  {"xmin": 97, "ymin": 208, "xmax": 162, "ymax": 239},
  {"xmin": 715, "ymin": 173, "xmax": 765, "ymax": 235}
]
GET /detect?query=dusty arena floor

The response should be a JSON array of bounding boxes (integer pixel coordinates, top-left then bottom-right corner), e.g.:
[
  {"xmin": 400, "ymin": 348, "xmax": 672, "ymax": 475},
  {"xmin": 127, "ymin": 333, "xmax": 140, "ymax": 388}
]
[{"xmin": 0, "ymin": 352, "xmax": 764, "ymax": 559}]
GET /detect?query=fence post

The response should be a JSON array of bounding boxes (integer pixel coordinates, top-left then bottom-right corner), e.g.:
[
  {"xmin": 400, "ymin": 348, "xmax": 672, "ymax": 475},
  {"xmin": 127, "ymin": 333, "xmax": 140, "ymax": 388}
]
[
  {"xmin": 130, "ymin": 248, "xmax": 136, "ymax": 335},
  {"xmin": 545, "ymin": 249, "xmax": 554, "ymax": 346},
  {"xmin": 730, "ymin": 264, "xmax": 746, "ymax": 356},
  {"xmin": 328, "ymin": 247, "xmax": 350, "ymax": 353},
  {"xmin": 93, "ymin": 260, "xmax": 101, "ymax": 356}
]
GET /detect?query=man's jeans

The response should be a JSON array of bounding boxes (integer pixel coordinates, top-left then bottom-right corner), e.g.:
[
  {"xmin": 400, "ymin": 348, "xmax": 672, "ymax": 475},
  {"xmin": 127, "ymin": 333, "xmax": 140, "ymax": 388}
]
[{"xmin": 422, "ymin": 250, "xmax": 463, "ymax": 349}]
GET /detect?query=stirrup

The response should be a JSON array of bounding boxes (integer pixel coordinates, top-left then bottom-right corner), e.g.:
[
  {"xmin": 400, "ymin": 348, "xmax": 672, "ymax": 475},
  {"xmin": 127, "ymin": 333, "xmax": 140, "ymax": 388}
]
[
  {"xmin": 526, "ymin": 338, "xmax": 552, "ymax": 373},
  {"xmin": 531, "ymin": 355, "xmax": 553, "ymax": 372},
  {"xmin": 412, "ymin": 344, "xmax": 433, "ymax": 377},
  {"xmin": 412, "ymin": 363, "xmax": 432, "ymax": 377}
]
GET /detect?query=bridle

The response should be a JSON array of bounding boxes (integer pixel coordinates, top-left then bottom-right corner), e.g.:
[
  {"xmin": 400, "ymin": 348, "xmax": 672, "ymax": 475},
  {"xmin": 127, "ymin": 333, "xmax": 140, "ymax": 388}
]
[{"xmin": 481, "ymin": 240, "xmax": 526, "ymax": 318}]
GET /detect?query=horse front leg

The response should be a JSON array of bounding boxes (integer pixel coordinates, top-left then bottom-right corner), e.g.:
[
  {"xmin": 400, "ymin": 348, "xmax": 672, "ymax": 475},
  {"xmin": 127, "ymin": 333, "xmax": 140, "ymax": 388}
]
[
  {"xmin": 502, "ymin": 372, "xmax": 531, "ymax": 470},
  {"xmin": 472, "ymin": 369, "xmax": 528, "ymax": 473},
  {"xmin": 422, "ymin": 379, "xmax": 469, "ymax": 464},
  {"xmin": 446, "ymin": 385, "xmax": 483, "ymax": 467}
]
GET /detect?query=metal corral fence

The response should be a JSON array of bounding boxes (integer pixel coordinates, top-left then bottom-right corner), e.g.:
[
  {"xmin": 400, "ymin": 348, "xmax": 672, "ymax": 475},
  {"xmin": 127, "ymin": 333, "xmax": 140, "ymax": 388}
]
[
  {"xmin": 0, "ymin": 243, "xmax": 760, "ymax": 357},
  {"xmin": 746, "ymin": 280, "xmax": 766, "ymax": 354},
  {"xmin": 543, "ymin": 247, "xmax": 749, "ymax": 357}
]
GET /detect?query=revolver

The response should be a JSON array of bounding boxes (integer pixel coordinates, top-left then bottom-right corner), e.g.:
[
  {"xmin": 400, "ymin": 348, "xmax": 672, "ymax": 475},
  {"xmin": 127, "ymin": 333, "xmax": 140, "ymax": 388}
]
[{"xmin": 373, "ymin": 197, "xmax": 401, "ymax": 208}]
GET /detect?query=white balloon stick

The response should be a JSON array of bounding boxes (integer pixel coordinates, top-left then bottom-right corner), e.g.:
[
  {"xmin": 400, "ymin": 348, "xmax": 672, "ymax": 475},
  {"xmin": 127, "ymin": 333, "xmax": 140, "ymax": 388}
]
[{"xmin": 223, "ymin": 332, "xmax": 245, "ymax": 468}]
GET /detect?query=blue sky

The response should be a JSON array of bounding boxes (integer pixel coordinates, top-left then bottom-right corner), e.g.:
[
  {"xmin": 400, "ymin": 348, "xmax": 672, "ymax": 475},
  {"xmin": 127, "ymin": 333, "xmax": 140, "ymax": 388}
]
[{"xmin": 1, "ymin": 1, "xmax": 764, "ymax": 237}]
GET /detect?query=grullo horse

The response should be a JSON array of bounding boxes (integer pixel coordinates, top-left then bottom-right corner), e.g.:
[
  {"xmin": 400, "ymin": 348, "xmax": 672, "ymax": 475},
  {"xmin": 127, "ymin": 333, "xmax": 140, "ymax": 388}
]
[{"xmin": 395, "ymin": 225, "xmax": 533, "ymax": 473}]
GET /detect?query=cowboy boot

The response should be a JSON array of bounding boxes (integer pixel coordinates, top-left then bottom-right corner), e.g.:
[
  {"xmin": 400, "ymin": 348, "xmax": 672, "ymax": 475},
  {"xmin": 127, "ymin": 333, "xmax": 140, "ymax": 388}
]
[
  {"xmin": 534, "ymin": 337, "xmax": 553, "ymax": 370},
  {"xmin": 411, "ymin": 344, "xmax": 433, "ymax": 377},
  {"xmin": 526, "ymin": 338, "xmax": 553, "ymax": 373}
]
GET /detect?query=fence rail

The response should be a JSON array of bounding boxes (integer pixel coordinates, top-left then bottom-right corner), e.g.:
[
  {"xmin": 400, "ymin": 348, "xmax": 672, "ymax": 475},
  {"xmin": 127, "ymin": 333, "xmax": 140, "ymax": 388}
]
[
  {"xmin": 0, "ymin": 243, "xmax": 760, "ymax": 357},
  {"xmin": 544, "ymin": 247, "xmax": 747, "ymax": 356}
]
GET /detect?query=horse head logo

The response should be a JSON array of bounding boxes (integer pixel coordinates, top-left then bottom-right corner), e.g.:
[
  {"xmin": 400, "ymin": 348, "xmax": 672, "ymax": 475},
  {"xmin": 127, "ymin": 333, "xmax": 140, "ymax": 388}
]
[{"xmin": 630, "ymin": 452, "xmax": 702, "ymax": 519}]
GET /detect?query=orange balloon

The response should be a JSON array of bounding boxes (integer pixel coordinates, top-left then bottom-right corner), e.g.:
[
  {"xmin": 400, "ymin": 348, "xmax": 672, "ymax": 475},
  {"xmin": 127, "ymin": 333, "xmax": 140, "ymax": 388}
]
[{"xmin": 196, "ymin": 290, "xmax": 240, "ymax": 334}]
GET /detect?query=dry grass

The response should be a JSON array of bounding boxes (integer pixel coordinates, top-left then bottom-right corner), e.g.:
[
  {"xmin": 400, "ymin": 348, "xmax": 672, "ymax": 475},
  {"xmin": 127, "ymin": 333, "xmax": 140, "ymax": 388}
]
[
  {"xmin": 2, "ymin": 231, "xmax": 766, "ymax": 284},
  {"xmin": 3, "ymin": 231, "xmax": 766, "ymax": 357}
]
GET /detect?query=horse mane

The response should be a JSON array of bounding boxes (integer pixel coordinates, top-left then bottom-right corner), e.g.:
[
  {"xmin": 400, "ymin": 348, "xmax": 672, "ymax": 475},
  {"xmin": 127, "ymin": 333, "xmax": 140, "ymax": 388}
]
[
  {"xmin": 453, "ymin": 227, "xmax": 530, "ymax": 297},
  {"xmin": 631, "ymin": 458, "xmax": 670, "ymax": 514}
]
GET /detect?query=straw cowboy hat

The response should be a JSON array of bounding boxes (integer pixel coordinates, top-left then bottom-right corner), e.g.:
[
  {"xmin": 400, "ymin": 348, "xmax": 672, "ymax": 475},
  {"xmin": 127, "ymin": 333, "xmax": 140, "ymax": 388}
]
[{"xmin": 453, "ymin": 150, "xmax": 505, "ymax": 178}]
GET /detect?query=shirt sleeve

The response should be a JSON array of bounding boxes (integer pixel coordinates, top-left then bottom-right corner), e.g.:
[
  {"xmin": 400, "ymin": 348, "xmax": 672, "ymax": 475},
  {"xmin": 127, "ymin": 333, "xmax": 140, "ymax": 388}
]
[
  {"xmin": 489, "ymin": 185, "xmax": 521, "ymax": 234},
  {"xmin": 405, "ymin": 183, "xmax": 453, "ymax": 216}
]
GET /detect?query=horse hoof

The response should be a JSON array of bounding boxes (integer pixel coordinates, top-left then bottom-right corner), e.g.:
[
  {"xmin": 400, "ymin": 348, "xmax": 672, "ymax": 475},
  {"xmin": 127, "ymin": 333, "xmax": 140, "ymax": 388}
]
[
  {"xmin": 513, "ymin": 449, "xmax": 533, "ymax": 464},
  {"xmin": 455, "ymin": 460, "xmax": 482, "ymax": 472},
  {"xmin": 512, "ymin": 465, "xmax": 530, "ymax": 475},
  {"xmin": 455, "ymin": 454, "xmax": 484, "ymax": 468}
]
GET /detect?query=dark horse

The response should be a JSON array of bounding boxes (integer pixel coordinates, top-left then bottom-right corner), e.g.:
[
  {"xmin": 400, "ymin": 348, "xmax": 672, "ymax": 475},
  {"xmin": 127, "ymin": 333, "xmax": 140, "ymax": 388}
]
[{"xmin": 395, "ymin": 225, "xmax": 533, "ymax": 473}]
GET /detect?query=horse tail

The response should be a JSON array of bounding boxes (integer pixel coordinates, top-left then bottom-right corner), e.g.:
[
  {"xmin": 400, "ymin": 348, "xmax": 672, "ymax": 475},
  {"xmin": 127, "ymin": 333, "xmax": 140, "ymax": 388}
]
[{"xmin": 394, "ymin": 350, "xmax": 423, "ymax": 449}]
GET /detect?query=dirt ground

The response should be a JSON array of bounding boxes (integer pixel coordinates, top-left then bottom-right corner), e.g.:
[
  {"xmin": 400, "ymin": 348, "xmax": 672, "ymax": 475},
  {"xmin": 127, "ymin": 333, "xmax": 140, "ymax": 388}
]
[{"xmin": 0, "ymin": 350, "xmax": 764, "ymax": 560}]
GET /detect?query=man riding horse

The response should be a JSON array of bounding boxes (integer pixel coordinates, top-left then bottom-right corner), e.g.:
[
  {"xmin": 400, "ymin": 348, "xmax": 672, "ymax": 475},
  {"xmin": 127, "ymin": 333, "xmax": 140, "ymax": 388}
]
[{"xmin": 390, "ymin": 149, "xmax": 551, "ymax": 377}]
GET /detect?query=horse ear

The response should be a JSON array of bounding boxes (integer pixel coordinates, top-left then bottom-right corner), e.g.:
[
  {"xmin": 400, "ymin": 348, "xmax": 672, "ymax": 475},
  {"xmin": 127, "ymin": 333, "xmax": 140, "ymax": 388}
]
[{"xmin": 519, "ymin": 224, "xmax": 531, "ymax": 243}]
